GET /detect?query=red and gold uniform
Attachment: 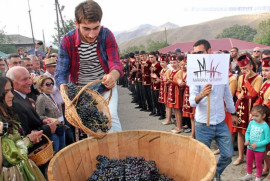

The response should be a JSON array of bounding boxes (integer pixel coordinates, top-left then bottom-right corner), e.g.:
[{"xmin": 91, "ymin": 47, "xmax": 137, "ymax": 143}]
[
  {"xmin": 150, "ymin": 62, "xmax": 162, "ymax": 91},
  {"xmin": 129, "ymin": 58, "xmax": 136, "ymax": 82},
  {"xmin": 233, "ymin": 55, "xmax": 263, "ymax": 135},
  {"xmin": 182, "ymin": 73, "xmax": 196, "ymax": 118},
  {"xmin": 224, "ymin": 73, "xmax": 237, "ymax": 134},
  {"xmin": 158, "ymin": 56, "xmax": 170, "ymax": 104},
  {"xmin": 142, "ymin": 59, "xmax": 152, "ymax": 86},
  {"xmin": 135, "ymin": 60, "xmax": 142, "ymax": 82},
  {"xmin": 254, "ymin": 57, "xmax": 270, "ymax": 117},
  {"xmin": 166, "ymin": 56, "xmax": 183, "ymax": 109}
]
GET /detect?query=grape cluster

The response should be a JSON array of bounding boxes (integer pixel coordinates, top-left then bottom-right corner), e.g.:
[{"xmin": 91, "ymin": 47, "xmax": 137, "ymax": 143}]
[
  {"xmin": 67, "ymin": 82, "xmax": 109, "ymax": 133},
  {"xmin": 88, "ymin": 155, "xmax": 174, "ymax": 181}
]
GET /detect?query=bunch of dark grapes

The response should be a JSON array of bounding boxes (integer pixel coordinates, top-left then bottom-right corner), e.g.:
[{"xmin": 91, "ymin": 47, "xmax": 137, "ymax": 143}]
[
  {"xmin": 88, "ymin": 155, "xmax": 174, "ymax": 181},
  {"xmin": 67, "ymin": 82, "xmax": 79, "ymax": 101},
  {"xmin": 67, "ymin": 82, "xmax": 109, "ymax": 133}
]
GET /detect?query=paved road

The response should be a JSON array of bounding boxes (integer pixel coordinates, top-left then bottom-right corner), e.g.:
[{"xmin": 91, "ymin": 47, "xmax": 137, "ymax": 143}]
[{"xmin": 117, "ymin": 86, "xmax": 268, "ymax": 181}]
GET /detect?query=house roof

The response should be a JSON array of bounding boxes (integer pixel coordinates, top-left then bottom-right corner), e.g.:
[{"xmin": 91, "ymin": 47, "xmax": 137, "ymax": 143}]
[{"xmin": 159, "ymin": 38, "xmax": 270, "ymax": 53}]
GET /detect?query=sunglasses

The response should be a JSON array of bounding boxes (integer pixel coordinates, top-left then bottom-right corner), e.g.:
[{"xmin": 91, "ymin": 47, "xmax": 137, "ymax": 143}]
[
  {"xmin": 253, "ymin": 50, "xmax": 261, "ymax": 53},
  {"xmin": 192, "ymin": 51, "xmax": 204, "ymax": 54},
  {"xmin": 44, "ymin": 82, "xmax": 54, "ymax": 87}
]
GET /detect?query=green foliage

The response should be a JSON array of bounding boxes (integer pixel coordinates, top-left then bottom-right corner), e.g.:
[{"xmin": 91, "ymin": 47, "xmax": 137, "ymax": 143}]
[
  {"xmin": 254, "ymin": 18, "xmax": 270, "ymax": 46},
  {"xmin": 146, "ymin": 39, "xmax": 169, "ymax": 52},
  {"xmin": 0, "ymin": 44, "xmax": 17, "ymax": 54},
  {"xmin": 216, "ymin": 24, "xmax": 257, "ymax": 42},
  {"xmin": 120, "ymin": 39, "xmax": 169, "ymax": 56},
  {"xmin": 0, "ymin": 27, "xmax": 11, "ymax": 44},
  {"xmin": 52, "ymin": 19, "xmax": 76, "ymax": 47},
  {"xmin": 120, "ymin": 44, "xmax": 146, "ymax": 56},
  {"xmin": 0, "ymin": 27, "xmax": 16, "ymax": 54}
]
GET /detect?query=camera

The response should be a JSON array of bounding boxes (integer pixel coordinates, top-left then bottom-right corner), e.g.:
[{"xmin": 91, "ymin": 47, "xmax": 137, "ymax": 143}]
[
  {"xmin": 0, "ymin": 122, "xmax": 8, "ymax": 136},
  {"xmin": 37, "ymin": 41, "xmax": 43, "ymax": 46}
]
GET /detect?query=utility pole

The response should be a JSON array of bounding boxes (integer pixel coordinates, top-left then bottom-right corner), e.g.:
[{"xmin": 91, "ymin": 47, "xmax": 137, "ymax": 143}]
[
  {"xmin": 165, "ymin": 27, "xmax": 168, "ymax": 45},
  {"xmin": 56, "ymin": 0, "xmax": 66, "ymax": 34},
  {"xmin": 42, "ymin": 29, "xmax": 46, "ymax": 52},
  {"xmin": 27, "ymin": 0, "xmax": 35, "ymax": 48},
  {"xmin": 55, "ymin": 0, "xmax": 60, "ymax": 44}
]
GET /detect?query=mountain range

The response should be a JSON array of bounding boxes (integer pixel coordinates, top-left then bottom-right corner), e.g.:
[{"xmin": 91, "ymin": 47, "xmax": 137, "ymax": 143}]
[
  {"xmin": 115, "ymin": 22, "xmax": 179, "ymax": 44},
  {"xmin": 117, "ymin": 13, "xmax": 270, "ymax": 51}
]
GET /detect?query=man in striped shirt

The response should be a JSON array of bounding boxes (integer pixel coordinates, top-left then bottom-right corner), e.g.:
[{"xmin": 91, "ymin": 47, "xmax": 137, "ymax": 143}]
[{"xmin": 55, "ymin": 0, "xmax": 123, "ymax": 132}]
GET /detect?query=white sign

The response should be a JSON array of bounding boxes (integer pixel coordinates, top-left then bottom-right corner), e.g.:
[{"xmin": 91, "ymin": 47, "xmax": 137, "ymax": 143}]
[{"xmin": 186, "ymin": 54, "xmax": 230, "ymax": 86}]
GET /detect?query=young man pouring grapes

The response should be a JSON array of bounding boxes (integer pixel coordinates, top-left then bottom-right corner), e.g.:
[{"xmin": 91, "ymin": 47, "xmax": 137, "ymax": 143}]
[{"xmin": 55, "ymin": 0, "xmax": 123, "ymax": 132}]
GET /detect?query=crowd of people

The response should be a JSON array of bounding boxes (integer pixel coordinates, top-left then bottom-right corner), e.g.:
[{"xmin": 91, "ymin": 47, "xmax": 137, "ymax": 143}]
[
  {"xmin": 0, "ymin": 0, "xmax": 269, "ymax": 180},
  {"xmin": 118, "ymin": 42, "xmax": 270, "ymax": 181}
]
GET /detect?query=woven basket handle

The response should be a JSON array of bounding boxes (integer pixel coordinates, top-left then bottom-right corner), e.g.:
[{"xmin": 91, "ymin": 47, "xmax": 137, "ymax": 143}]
[
  {"xmin": 42, "ymin": 134, "xmax": 52, "ymax": 144},
  {"xmin": 69, "ymin": 80, "xmax": 112, "ymax": 106}
]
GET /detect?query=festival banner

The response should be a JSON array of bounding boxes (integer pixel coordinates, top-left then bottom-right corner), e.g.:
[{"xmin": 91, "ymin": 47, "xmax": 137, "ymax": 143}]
[{"xmin": 186, "ymin": 54, "xmax": 230, "ymax": 86}]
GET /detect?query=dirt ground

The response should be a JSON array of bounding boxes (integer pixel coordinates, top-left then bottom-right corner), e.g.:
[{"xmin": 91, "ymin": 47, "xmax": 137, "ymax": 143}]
[{"xmin": 117, "ymin": 86, "xmax": 270, "ymax": 181}]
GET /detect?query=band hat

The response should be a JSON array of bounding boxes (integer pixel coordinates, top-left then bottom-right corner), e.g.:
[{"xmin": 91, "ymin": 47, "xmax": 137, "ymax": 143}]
[
  {"xmin": 237, "ymin": 54, "xmax": 250, "ymax": 67},
  {"xmin": 262, "ymin": 57, "xmax": 270, "ymax": 68},
  {"xmin": 45, "ymin": 57, "xmax": 57, "ymax": 67},
  {"xmin": 169, "ymin": 55, "xmax": 178, "ymax": 62},
  {"xmin": 160, "ymin": 55, "xmax": 168, "ymax": 62}
]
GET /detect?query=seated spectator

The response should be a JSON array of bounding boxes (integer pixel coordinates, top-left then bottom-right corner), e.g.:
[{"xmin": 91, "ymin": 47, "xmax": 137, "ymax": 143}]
[
  {"xmin": 6, "ymin": 66, "xmax": 57, "ymax": 175},
  {"xmin": 36, "ymin": 75, "xmax": 66, "ymax": 153},
  {"xmin": 0, "ymin": 76, "xmax": 46, "ymax": 180}
]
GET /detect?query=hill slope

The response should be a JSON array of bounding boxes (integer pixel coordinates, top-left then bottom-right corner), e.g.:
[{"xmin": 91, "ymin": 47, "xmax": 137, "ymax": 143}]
[
  {"xmin": 118, "ymin": 13, "xmax": 270, "ymax": 51},
  {"xmin": 115, "ymin": 22, "xmax": 179, "ymax": 44}
]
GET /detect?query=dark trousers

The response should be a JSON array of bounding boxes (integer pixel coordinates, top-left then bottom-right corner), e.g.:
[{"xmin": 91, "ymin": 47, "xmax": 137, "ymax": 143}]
[
  {"xmin": 61, "ymin": 104, "xmax": 75, "ymax": 146},
  {"xmin": 135, "ymin": 81, "xmax": 142, "ymax": 106},
  {"xmin": 143, "ymin": 85, "xmax": 153, "ymax": 110},
  {"xmin": 138, "ymin": 81, "xmax": 146, "ymax": 108},
  {"xmin": 151, "ymin": 90, "xmax": 163, "ymax": 114}
]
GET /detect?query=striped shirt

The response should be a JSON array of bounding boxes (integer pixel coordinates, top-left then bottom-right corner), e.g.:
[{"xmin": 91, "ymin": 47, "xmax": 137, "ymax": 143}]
[{"xmin": 77, "ymin": 41, "xmax": 105, "ymax": 86}]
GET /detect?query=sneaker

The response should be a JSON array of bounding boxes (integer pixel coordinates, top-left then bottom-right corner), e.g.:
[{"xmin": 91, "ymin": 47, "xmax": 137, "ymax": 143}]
[
  {"xmin": 184, "ymin": 128, "xmax": 191, "ymax": 133},
  {"xmin": 254, "ymin": 177, "xmax": 261, "ymax": 181},
  {"xmin": 239, "ymin": 174, "xmax": 252, "ymax": 181},
  {"xmin": 212, "ymin": 174, "xmax": 221, "ymax": 181}
]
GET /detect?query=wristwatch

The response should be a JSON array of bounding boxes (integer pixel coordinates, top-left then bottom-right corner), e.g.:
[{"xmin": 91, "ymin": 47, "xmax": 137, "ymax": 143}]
[{"xmin": 231, "ymin": 112, "xmax": 237, "ymax": 116}]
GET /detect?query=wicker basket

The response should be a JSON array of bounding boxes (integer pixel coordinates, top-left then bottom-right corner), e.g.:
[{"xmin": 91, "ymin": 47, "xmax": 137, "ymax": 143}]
[
  {"xmin": 28, "ymin": 134, "xmax": 54, "ymax": 166},
  {"xmin": 47, "ymin": 130, "xmax": 216, "ymax": 181},
  {"xmin": 60, "ymin": 80, "xmax": 112, "ymax": 139}
]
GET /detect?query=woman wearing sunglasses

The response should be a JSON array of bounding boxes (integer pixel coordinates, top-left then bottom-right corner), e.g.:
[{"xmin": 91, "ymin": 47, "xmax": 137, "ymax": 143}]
[
  {"xmin": 0, "ymin": 76, "xmax": 46, "ymax": 180},
  {"xmin": 36, "ymin": 75, "xmax": 65, "ymax": 153}
]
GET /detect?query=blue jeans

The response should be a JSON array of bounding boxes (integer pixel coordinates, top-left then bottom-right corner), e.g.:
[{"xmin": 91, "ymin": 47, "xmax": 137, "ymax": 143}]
[
  {"xmin": 50, "ymin": 127, "xmax": 66, "ymax": 153},
  {"xmin": 195, "ymin": 121, "xmax": 234, "ymax": 176},
  {"xmin": 103, "ymin": 86, "xmax": 122, "ymax": 133},
  {"xmin": 88, "ymin": 82, "xmax": 122, "ymax": 132}
]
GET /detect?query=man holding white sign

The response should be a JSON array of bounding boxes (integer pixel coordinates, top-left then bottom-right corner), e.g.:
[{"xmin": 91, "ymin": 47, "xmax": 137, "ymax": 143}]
[{"xmin": 188, "ymin": 39, "xmax": 238, "ymax": 181}]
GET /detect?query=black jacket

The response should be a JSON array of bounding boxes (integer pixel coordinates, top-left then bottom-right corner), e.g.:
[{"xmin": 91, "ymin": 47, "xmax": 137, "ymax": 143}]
[{"xmin": 13, "ymin": 91, "xmax": 51, "ymax": 137}]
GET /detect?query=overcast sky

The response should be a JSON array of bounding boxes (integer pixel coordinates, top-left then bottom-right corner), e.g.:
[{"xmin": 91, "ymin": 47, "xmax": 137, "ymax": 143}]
[{"xmin": 1, "ymin": 0, "xmax": 270, "ymax": 46}]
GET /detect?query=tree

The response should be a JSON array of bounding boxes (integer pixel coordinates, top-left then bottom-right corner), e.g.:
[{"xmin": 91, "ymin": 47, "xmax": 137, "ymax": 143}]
[
  {"xmin": 119, "ymin": 40, "xmax": 169, "ymax": 56},
  {"xmin": 254, "ymin": 18, "xmax": 270, "ymax": 46},
  {"xmin": 120, "ymin": 45, "xmax": 146, "ymax": 56},
  {"xmin": 146, "ymin": 39, "xmax": 169, "ymax": 52},
  {"xmin": 0, "ymin": 27, "xmax": 16, "ymax": 54},
  {"xmin": 52, "ymin": 19, "xmax": 75, "ymax": 47},
  {"xmin": 216, "ymin": 24, "xmax": 257, "ymax": 42}
]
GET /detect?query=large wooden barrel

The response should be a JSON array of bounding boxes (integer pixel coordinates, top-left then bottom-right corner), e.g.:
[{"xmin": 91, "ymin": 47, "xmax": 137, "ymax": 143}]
[{"xmin": 47, "ymin": 130, "xmax": 216, "ymax": 181}]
